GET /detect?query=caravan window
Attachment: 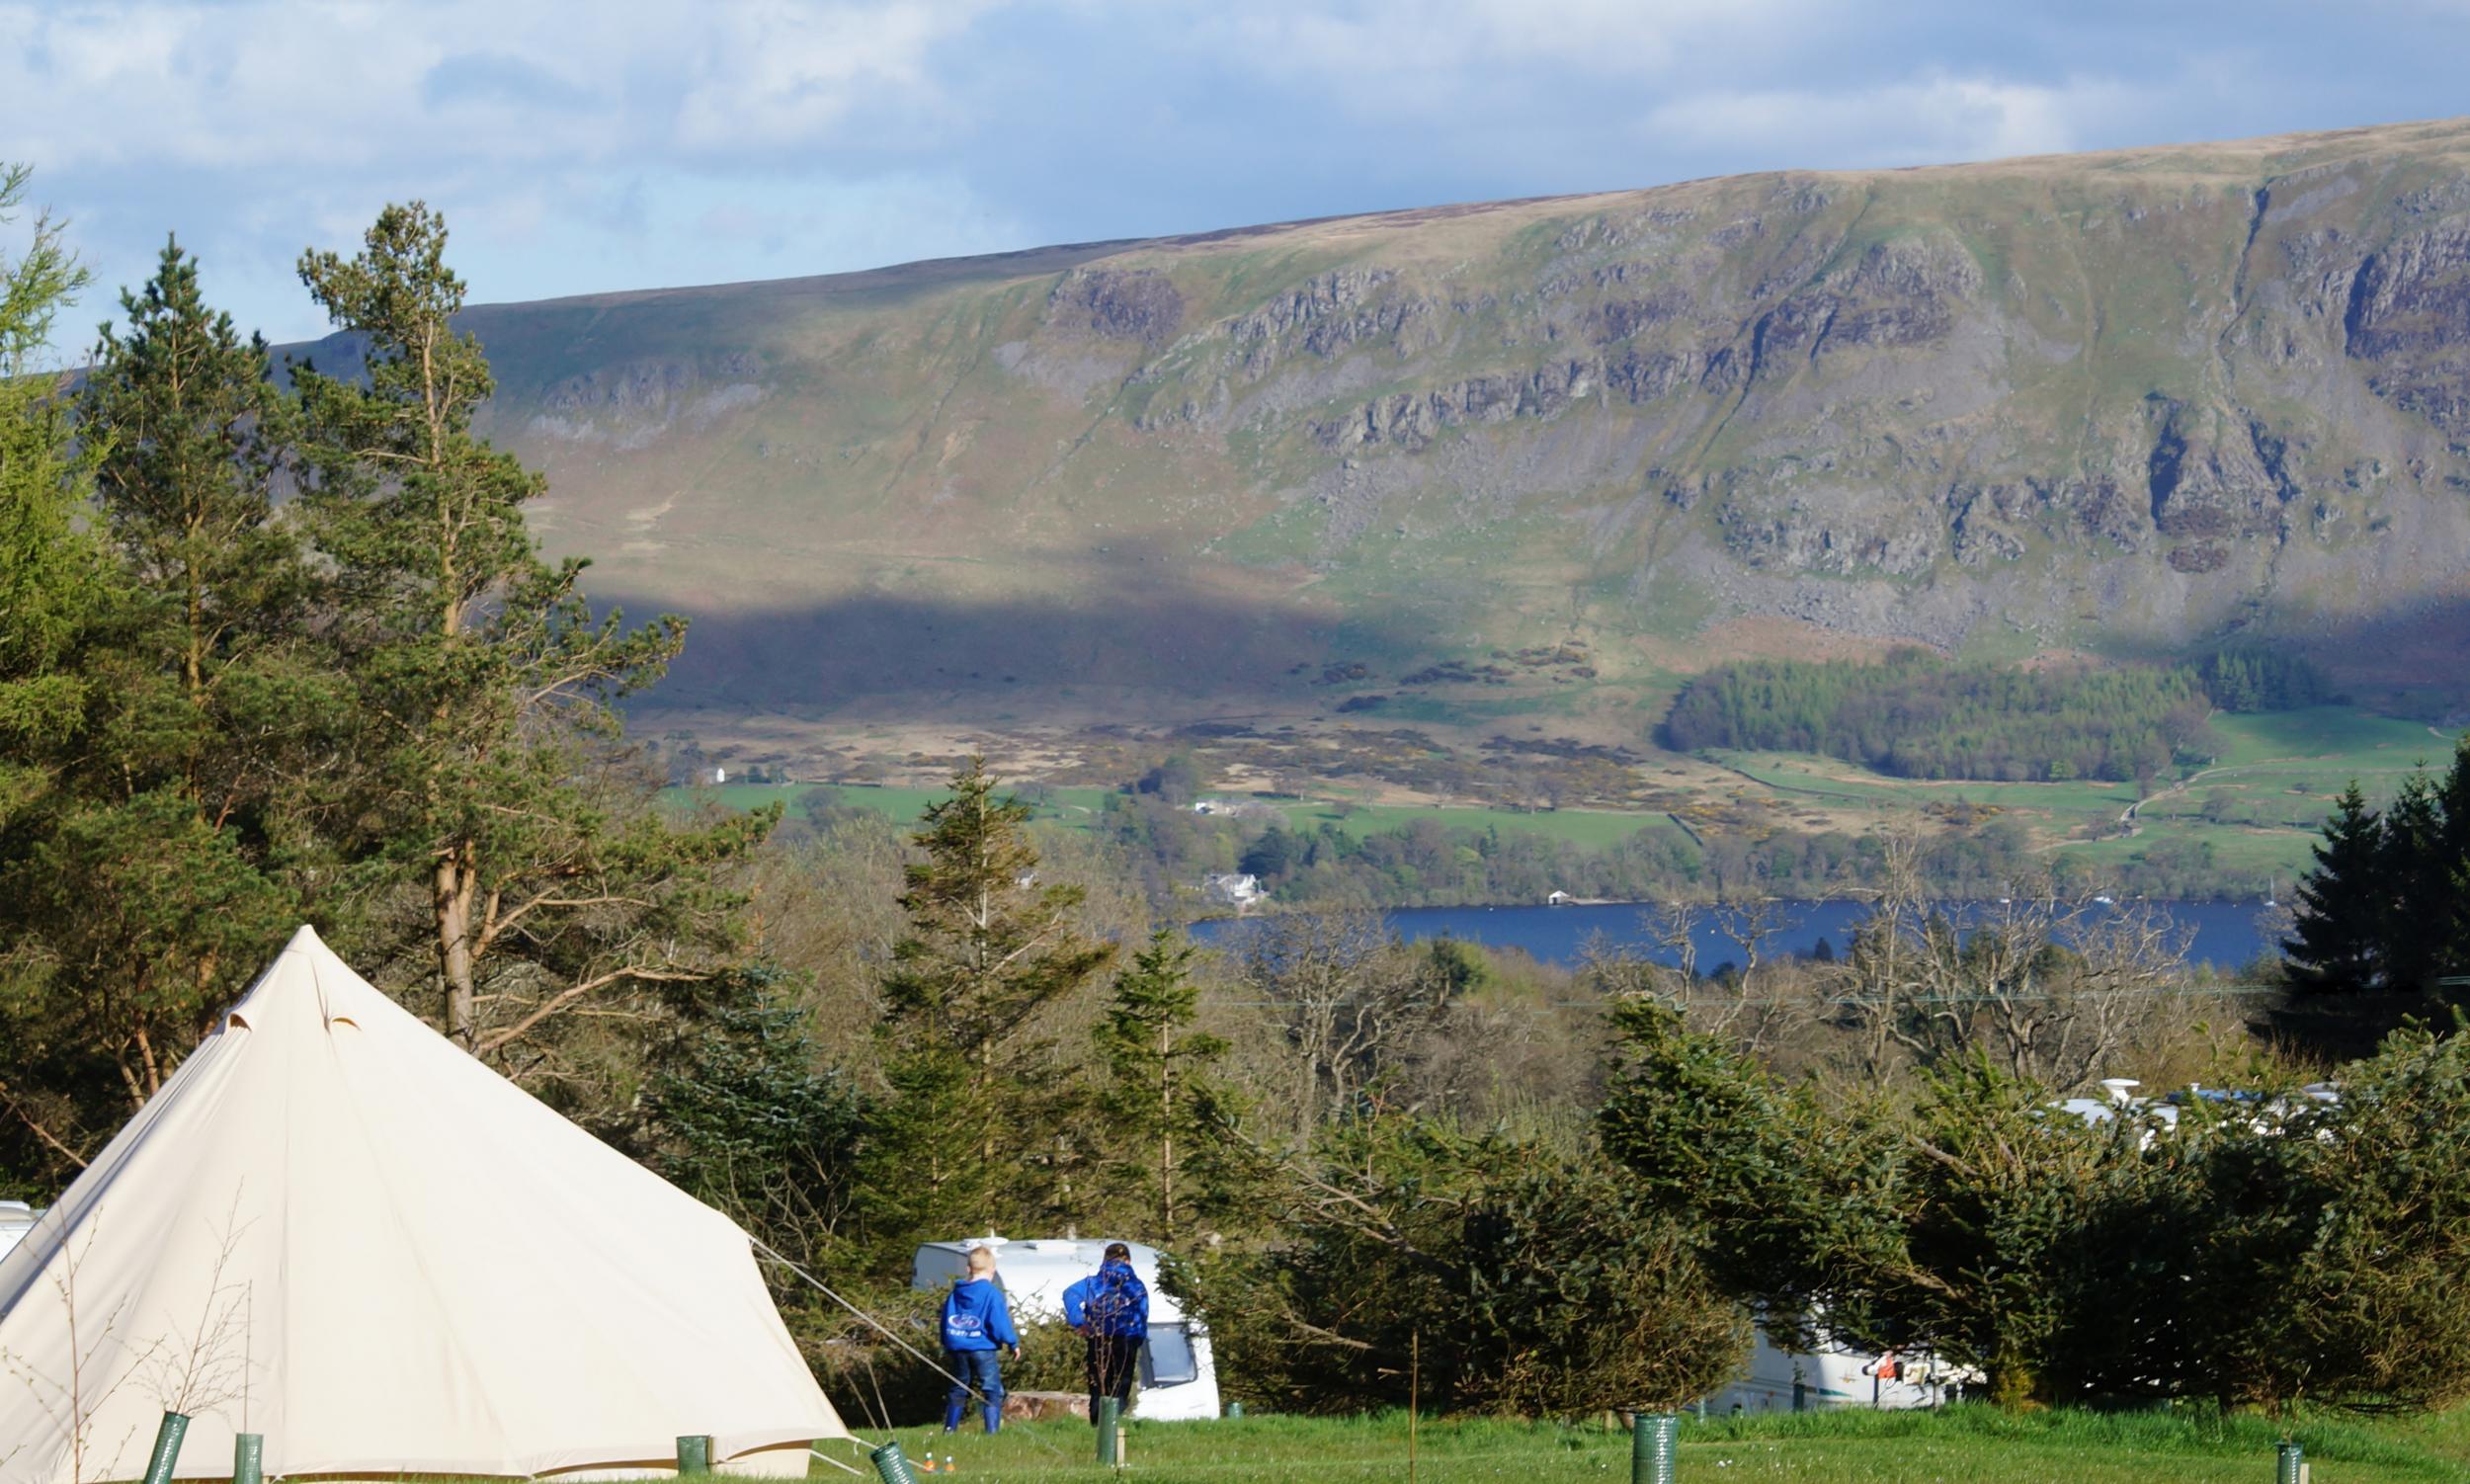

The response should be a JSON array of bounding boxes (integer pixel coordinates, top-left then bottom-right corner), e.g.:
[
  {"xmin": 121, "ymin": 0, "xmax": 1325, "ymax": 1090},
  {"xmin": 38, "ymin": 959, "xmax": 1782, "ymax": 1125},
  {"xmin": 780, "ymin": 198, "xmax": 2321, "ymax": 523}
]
[{"xmin": 1142, "ymin": 1323, "xmax": 1198, "ymax": 1386}]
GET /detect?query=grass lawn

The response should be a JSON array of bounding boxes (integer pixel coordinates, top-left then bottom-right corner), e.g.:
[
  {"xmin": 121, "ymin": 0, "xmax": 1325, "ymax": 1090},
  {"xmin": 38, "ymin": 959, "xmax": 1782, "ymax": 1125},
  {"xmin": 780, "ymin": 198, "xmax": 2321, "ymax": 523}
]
[{"xmin": 817, "ymin": 1405, "xmax": 2470, "ymax": 1484}]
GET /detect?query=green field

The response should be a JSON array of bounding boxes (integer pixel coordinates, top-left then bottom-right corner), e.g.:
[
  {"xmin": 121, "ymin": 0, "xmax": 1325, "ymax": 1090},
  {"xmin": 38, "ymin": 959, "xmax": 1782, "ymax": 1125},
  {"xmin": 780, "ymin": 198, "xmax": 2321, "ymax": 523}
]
[
  {"xmin": 664, "ymin": 707, "xmax": 2459, "ymax": 895},
  {"xmin": 1275, "ymin": 801, "xmax": 1688, "ymax": 850},
  {"xmin": 670, "ymin": 783, "xmax": 1122, "ymax": 831},
  {"xmin": 823, "ymin": 1405, "xmax": 2470, "ymax": 1484},
  {"xmin": 669, "ymin": 783, "xmax": 1691, "ymax": 851}
]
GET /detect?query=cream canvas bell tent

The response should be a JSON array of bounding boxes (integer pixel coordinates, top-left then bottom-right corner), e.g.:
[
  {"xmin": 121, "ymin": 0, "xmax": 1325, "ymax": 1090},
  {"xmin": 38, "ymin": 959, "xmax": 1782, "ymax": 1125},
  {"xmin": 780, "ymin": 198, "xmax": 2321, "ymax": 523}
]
[{"xmin": 0, "ymin": 926, "xmax": 848, "ymax": 1484}]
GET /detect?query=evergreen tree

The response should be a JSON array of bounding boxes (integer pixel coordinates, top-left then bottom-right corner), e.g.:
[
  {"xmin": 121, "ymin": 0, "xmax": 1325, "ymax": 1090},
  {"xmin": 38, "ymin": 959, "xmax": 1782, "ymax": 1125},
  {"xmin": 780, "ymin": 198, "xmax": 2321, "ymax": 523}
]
[
  {"xmin": 2284, "ymin": 783, "xmax": 2390, "ymax": 993},
  {"xmin": 1095, "ymin": 929, "xmax": 1228, "ymax": 1235},
  {"xmin": 859, "ymin": 759, "xmax": 1114, "ymax": 1249},
  {"xmin": 0, "ymin": 242, "xmax": 336, "ymax": 1121},
  {"xmin": 2433, "ymin": 736, "xmax": 2470, "ymax": 981},
  {"xmin": 2380, "ymin": 771, "xmax": 2447, "ymax": 991},
  {"xmin": 0, "ymin": 163, "xmax": 111, "ymax": 1185},
  {"xmin": 0, "ymin": 164, "xmax": 100, "ymax": 827},
  {"xmin": 292, "ymin": 204, "xmax": 773, "ymax": 1061}
]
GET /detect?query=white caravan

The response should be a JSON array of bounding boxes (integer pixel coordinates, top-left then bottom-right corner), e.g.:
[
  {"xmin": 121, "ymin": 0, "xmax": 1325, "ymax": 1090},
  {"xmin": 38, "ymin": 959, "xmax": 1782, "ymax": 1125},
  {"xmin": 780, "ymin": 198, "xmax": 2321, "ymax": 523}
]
[
  {"xmin": 1706, "ymin": 1326, "xmax": 1967, "ymax": 1414},
  {"xmin": 0, "ymin": 1201, "xmax": 36, "ymax": 1262},
  {"xmin": 912, "ymin": 1237, "xmax": 1221, "ymax": 1421}
]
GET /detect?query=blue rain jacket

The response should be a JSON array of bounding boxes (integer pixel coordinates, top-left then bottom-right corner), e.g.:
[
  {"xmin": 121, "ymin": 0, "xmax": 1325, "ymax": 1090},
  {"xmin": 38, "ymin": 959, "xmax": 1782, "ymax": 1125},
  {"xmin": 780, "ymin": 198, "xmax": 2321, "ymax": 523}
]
[
  {"xmin": 1062, "ymin": 1260, "xmax": 1150, "ymax": 1338},
  {"xmin": 942, "ymin": 1278, "xmax": 1021, "ymax": 1352}
]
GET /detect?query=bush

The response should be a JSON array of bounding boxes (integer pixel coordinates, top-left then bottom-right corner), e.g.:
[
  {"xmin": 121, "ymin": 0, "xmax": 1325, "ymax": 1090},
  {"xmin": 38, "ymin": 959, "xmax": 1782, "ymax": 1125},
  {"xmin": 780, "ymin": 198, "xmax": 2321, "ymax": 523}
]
[
  {"xmin": 1184, "ymin": 1115, "xmax": 1746, "ymax": 1417},
  {"xmin": 1599, "ymin": 997, "xmax": 2470, "ymax": 1412}
]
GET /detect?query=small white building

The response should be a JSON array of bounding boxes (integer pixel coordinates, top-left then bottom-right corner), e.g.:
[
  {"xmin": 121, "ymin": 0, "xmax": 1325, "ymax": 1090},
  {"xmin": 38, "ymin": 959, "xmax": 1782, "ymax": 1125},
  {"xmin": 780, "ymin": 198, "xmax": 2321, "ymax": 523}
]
[
  {"xmin": 1204, "ymin": 872, "xmax": 1265, "ymax": 907},
  {"xmin": 912, "ymin": 1237, "xmax": 1221, "ymax": 1421},
  {"xmin": 1545, "ymin": 889, "xmax": 1574, "ymax": 906}
]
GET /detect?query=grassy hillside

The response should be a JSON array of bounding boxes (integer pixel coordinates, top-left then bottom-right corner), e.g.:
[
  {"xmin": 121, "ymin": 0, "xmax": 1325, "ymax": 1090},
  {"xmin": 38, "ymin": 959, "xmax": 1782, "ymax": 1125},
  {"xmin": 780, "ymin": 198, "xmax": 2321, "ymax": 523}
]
[{"xmin": 285, "ymin": 117, "xmax": 2470, "ymax": 748}]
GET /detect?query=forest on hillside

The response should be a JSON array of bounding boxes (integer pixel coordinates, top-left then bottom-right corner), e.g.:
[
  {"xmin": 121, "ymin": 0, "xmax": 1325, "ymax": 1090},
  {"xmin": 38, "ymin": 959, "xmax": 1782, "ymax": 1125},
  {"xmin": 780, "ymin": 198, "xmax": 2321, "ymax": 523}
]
[{"xmin": 1662, "ymin": 649, "xmax": 2329, "ymax": 783}]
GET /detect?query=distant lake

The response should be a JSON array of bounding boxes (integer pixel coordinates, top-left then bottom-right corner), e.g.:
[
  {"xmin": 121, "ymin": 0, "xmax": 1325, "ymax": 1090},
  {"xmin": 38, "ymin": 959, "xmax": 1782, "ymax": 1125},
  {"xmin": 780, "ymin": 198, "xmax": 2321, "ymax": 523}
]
[{"xmin": 1192, "ymin": 899, "xmax": 2282, "ymax": 971}]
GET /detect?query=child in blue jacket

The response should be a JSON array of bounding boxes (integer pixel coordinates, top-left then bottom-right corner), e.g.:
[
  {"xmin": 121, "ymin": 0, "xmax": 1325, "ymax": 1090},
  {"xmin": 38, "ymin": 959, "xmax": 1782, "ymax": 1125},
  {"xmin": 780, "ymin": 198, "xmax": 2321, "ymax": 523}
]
[
  {"xmin": 1062, "ymin": 1243, "xmax": 1149, "ymax": 1422},
  {"xmin": 942, "ymin": 1246, "xmax": 1021, "ymax": 1433}
]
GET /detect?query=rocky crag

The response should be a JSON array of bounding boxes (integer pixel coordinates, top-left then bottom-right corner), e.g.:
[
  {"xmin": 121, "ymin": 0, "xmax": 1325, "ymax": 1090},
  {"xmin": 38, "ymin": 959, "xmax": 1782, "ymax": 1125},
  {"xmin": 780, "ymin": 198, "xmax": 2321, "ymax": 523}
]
[{"xmin": 308, "ymin": 119, "xmax": 2470, "ymax": 720}]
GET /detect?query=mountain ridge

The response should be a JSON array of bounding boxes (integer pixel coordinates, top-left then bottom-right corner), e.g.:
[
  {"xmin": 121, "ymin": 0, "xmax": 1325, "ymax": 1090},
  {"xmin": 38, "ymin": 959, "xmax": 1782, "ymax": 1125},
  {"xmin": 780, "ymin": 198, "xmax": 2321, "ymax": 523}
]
[{"xmin": 288, "ymin": 117, "xmax": 2470, "ymax": 737}]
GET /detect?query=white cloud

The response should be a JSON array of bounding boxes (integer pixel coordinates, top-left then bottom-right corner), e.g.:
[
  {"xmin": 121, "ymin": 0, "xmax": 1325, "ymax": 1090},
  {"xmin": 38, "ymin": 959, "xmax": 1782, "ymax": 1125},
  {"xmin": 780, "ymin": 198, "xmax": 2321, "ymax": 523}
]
[
  {"xmin": 0, "ymin": 0, "xmax": 2447, "ymax": 352},
  {"xmin": 0, "ymin": 0, "xmax": 1000, "ymax": 174},
  {"xmin": 1637, "ymin": 73, "xmax": 2156, "ymax": 168}
]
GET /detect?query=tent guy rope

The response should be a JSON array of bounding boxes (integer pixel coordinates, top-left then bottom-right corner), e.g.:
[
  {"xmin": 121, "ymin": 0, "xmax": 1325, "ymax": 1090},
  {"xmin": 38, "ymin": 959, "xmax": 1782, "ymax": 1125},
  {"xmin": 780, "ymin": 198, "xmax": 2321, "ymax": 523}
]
[{"xmin": 748, "ymin": 1236, "xmax": 1081, "ymax": 1464}]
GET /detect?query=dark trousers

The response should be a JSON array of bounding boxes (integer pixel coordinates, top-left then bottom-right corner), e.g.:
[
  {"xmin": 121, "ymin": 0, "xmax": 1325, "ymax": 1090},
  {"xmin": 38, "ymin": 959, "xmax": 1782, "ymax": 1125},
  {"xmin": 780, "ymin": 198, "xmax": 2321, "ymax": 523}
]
[
  {"xmin": 944, "ymin": 1349, "xmax": 1005, "ymax": 1433},
  {"xmin": 1084, "ymin": 1333, "xmax": 1142, "ymax": 1421}
]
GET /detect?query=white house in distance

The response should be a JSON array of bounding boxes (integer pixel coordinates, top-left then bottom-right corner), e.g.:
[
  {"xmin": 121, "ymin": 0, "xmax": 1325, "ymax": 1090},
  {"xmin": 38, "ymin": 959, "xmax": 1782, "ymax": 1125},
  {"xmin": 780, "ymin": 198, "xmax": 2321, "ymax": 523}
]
[
  {"xmin": 1545, "ymin": 889, "xmax": 1574, "ymax": 906},
  {"xmin": 1204, "ymin": 872, "xmax": 1265, "ymax": 908}
]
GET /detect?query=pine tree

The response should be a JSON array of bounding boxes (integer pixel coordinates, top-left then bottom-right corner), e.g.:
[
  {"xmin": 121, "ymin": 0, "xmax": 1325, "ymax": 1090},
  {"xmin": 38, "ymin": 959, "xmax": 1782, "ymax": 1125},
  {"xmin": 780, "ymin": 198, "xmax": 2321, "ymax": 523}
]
[
  {"xmin": 0, "ymin": 163, "xmax": 100, "ymax": 825},
  {"xmin": 0, "ymin": 162, "xmax": 113, "ymax": 1182},
  {"xmin": 2285, "ymin": 782, "xmax": 2389, "ymax": 993},
  {"xmin": 2432, "ymin": 737, "xmax": 2470, "ymax": 983},
  {"xmin": 292, "ymin": 204, "xmax": 773, "ymax": 1061},
  {"xmin": 2381, "ymin": 771, "xmax": 2447, "ymax": 992},
  {"xmin": 860, "ymin": 759, "xmax": 1114, "ymax": 1248},
  {"xmin": 0, "ymin": 240, "xmax": 324, "ymax": 1132},
  {"xmin": 1095, "ymin": 930, "xmax": 1228, "ymax": 1235}
]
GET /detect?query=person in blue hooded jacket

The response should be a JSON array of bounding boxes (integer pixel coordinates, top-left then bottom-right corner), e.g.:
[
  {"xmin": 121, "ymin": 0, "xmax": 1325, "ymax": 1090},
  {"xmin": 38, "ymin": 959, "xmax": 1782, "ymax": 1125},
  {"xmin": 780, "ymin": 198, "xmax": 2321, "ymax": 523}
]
[
  {"xmin": 1061, "ymin": 1242, "xmax": 1148, "ymax": 1422},
  {"xmin": 941, "ymin": 1246, "xmax": 1021, "ymax": 1433}
]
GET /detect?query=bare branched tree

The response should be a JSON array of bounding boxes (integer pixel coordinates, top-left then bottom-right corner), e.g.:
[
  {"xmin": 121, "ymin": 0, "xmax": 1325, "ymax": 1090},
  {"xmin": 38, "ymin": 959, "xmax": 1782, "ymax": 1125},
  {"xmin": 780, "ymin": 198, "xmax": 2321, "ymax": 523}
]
[
  {"xmin": 132, "ymin": 1194, "xmax": 257, "ymax": 1425},
  {"xmin": 0, "ymin": 1219, "xmax": 141, "ymax": 1484},
  {"xmin": 1826, "ymin": 839, "xmax": 2197, "ymax": 1090},
  {"xmin": 1231, "ymin": 911, "xmax": 1444, "ymax": 1140},
  {"xmin": 1577, "ymin": 898, "xmax": 1808, "ymax": 1057}
]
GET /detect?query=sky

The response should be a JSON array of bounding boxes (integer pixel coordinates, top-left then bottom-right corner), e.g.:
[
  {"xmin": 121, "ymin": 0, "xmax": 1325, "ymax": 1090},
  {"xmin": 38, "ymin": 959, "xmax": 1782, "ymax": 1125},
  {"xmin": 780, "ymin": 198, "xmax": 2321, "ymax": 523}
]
[{"xmin": 4, "ymin": 0, "xmax": 2467, "ymax": 349}]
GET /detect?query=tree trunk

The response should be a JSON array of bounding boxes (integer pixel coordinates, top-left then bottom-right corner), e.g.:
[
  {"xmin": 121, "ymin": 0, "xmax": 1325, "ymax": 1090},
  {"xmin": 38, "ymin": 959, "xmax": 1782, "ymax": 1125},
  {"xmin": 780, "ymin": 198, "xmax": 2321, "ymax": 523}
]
[
  {"xmin": 435, "ymin": 842, "xmax": 478, "ymax": 1050},
  {"xmin": 1160, "ymin": 1019, "xmax": 1176, "ymax": 1232}
]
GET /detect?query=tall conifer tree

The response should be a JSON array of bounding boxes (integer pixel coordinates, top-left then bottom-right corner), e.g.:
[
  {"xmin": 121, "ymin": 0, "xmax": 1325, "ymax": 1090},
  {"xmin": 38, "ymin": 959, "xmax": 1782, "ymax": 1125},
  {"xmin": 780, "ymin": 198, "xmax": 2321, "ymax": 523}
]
[
  {"xmin": 861, "ymin": 759, "xmax": 1113, "ymax": 1248},
  {"xmin": 2285, "ymin": 783, "xmax": 2389, "ymax": 992},
  {"xmin": 292, "ymin": 204, "xmax": 772, "ymax": 1063},
  {"xmin": 3, "ymin": 240, "xmax": 326, "ymax": 1125},
  {"xmin": 1096, "ymin": 929, "xmax": 1228, "ymax": 1234},
  {"xmin": 2380, "ymin": 771, "xmax": 2447, "ymax": 991}
]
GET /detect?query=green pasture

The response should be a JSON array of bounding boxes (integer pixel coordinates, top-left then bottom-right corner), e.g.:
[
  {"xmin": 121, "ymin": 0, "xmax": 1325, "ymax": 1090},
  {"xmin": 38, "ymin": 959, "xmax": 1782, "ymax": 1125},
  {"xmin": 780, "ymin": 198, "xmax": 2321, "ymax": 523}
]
[
  {"xmin": 811, "ymin": 1405, "xmax": 2470, "ymax": 1484},
  {"xmin": 1706, "ymin": 751, "xmax": 2139, "ymax": 814},
  {"xmin": 1275, "ymin": 801, "xmax": 1688, "ymax": 851},
  {"xmin": 667, "ymin": 783, "xmax": 1119, "ymax": 830},
  {"xmin": 668, "ymin": 781, "xmax": 1691, "ymax": 852},
  {"xmin": 2204, "ymin": 706, "xmax": 2451, "ymax": 771},
  {"xmin": 2057, "ymin": 818, "xmax": 2320, "ymax": 881}
]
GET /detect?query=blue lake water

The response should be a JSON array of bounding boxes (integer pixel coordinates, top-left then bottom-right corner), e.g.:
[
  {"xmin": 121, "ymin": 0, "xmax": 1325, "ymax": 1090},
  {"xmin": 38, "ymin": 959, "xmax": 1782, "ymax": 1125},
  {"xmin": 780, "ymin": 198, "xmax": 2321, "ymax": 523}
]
[{"xmin": 1193, "ymin": 899, "xmax": 2281, "ymax": 971}]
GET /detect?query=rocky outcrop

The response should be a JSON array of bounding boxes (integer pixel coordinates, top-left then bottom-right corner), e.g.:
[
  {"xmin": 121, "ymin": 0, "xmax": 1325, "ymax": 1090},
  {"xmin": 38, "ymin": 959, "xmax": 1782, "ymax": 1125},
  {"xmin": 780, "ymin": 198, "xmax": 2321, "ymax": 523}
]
[
  {"xmin": 2345, "ymin": 210, "xmax": 2470, "ymax": 431},
  {"xmin": 1050, "ymin": 267, "xmax": 1186, "ymax": 346},
  {"xmin": 1319, "ymin": 359, "xmax": 1601, "ymax": 450},
  {"xmin": 2144, "ymin": 405, "xmax": 2301, "ymax": 539}
]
